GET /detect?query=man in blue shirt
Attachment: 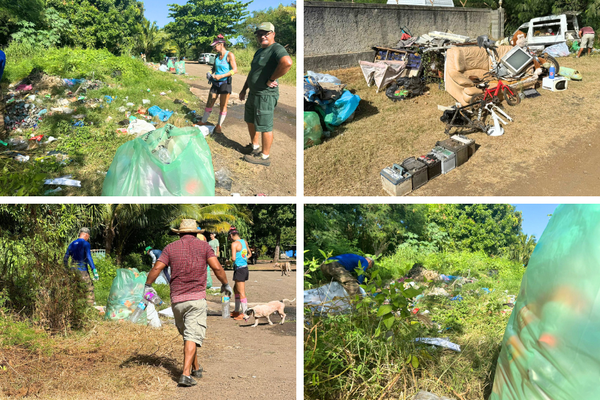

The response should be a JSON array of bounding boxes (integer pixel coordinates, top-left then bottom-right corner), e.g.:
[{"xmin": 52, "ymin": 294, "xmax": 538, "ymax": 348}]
[
  {"xmin": 64, "ymin": 227, "xmax": 99, "ymax": 305},
  {"xmin": 146, "ymin": 246, "xmax": 170, "ymax": 282},
  {"xmin": 321, "ymin": 253, "xmax": 374, "ymax": 296},
  {"xmin": 0, "ymin": 50, "xmax": 5, "ymax": 83}
]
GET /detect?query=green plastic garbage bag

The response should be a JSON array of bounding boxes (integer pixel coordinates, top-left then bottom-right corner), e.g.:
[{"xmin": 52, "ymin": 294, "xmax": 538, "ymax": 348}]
[
  {"xmin": 167, "ymin": 59, "xmax": 174, "ymax": 69},
  {"xmin": 175, "ymin": 61, "xmax": 186, "ymax": 75},
  {"xmin": 102, "ymin": 124, "xmax": 215, "ymax": 196},
  {"xmin": 304, "ymin": 111, "xmax": 323, "ymax": 149},
  {"xmin": 105, "ymin": 268, "xmax": 148, "ymax": 324},
  {"xmin": 491, "ymin": 205, "xmax": 600, "ymax": 400},
  {"xmin": 570, "ymin": 40, "xmax": 580, "ymax": 53},
  {"xmin": 206, "ymin": 266, "xmax": 213, "ymax": 288}
]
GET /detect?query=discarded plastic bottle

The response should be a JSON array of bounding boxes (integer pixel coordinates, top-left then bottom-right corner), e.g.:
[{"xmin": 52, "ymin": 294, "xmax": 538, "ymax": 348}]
[
  {"xmin": 130, "ymin": 299, "xmax": 148, "ymax": 323},
  {"xmin": 144, "ymin": 291, "xmax": 164, "ymax": 306},
  {"xmin": 221, "ymin": 294, "xmax": 230, "ymax": 319},
  {"xmin": 157, "ymin": 146, "xmax": 171, "ymax": 164},
  {"xmin": 549, "ymin": 65, "xmax": 556, "ymax": 79}
]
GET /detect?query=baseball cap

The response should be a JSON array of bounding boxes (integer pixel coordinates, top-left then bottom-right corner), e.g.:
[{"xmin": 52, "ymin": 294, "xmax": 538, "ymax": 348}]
[{"xmin": 254, "ymin": 22, "xmax": 275, "ymax": 33}]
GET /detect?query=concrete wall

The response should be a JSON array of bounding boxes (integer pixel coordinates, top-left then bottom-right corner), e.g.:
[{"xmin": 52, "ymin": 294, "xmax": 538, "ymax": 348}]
[{"xmin": 305, "ymin": 2, "xmax": 504, "ymax": 72}]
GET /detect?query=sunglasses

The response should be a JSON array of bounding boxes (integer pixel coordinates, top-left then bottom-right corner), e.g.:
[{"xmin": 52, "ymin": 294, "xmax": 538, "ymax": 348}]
[{"xmin": 255, "ymin": 31, "xmax": 272, "ymax": 38}]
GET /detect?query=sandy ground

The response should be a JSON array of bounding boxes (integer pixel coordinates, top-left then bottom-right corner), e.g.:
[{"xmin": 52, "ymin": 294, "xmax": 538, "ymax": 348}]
[
  {"xmin": 304, "ymin": 55, "xmax": 600, "ymax": 196},
  {"xmin": 172, "ymin": 266, "xmax": 297, "ymax": 400},
  {"xmin": 184, "ymin": 61, "xmax": 296, "ymax": 196}
]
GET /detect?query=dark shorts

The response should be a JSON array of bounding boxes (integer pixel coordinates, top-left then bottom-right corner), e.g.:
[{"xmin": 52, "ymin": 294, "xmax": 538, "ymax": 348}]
[
  {"xmin": 233, "ymin": 266, "xmax": 249, "ymax": 282},
  {"xmin": 209, "ymin": 81, "xmax": 232, "ymax": 95},
  {"xmin": 244, "ymin": 93, "xmax": 278, "ymax": 132}
]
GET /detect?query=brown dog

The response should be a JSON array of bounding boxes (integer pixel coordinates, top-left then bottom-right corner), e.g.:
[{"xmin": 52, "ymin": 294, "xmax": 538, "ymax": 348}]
[{"xmin": 243, "ymin": 298, "xmax": 295, "ymax": 327}]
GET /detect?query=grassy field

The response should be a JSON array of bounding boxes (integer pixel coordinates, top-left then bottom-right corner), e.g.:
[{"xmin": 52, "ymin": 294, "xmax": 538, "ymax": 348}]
[
  {"xmin": 304, "ymin": 54, "xmax": 600, "ymax": 196},
  {"xmin": 305, "ymin": 248, "xmax": 525, "ymax": 400}
]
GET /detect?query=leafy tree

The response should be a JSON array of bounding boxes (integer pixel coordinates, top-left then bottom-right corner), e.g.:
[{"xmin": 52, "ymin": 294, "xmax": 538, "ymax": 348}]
[
  {"xmin": 166, "ymin": 0, "xmax": 251, "ymax": 57},
  {"xmin": 250, "ymin": 205, "xmax": 296, "ymax": 262},
  {"xmin": 0, "ymin": 0, "xmax": 44, "ymax": 45},
  {"xmin": 10, "ymin": 8, "xmax": 69, "ymax": 50},
  {"xmin": 240, "ymin": 4, "xmax": 297, "ymax": 54},
  {"xmin": 509, "ymin": 233, "xmax": 537, "ymax": 266}
]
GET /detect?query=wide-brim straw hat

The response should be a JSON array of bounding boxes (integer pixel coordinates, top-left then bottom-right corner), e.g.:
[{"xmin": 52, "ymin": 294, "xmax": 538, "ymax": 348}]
[{"xmin": 171, "ymin": 219, "xmax": 204, "ymax": 233}]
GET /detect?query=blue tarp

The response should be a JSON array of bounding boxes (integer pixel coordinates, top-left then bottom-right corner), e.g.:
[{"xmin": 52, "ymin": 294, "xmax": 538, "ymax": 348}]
[{"xmin": 148, "ymin": 105, "xmax": 173, "ymax": 122}]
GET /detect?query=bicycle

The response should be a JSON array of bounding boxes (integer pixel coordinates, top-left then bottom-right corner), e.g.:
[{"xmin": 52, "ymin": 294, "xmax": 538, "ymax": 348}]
[{"xmin": 470, "ymin": 73, "xmax": 521, "ymax": 107}]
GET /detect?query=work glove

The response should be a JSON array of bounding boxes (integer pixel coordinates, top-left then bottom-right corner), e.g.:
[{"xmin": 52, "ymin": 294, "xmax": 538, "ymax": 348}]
[
  {"xmin": 220, "ymin": 284, "xmax": 233, "ymax": 297},
  {"xmin": 92, "ymin": 269, "xmax": 99, "ymax": 281}
]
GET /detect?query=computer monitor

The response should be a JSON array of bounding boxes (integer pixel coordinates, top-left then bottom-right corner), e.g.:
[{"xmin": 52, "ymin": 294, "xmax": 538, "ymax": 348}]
[{"xmin": 501, "ymin": 46, "xmax": 533, "ymax": 76}]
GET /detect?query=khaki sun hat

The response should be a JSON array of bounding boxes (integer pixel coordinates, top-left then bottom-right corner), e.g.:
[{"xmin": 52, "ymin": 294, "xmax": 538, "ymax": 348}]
[
  {"xmin": 171, "ymin": 219, "xmax": 203, "ymax": 234},
  {"xmin": 254, "ymin": 22, "xmax": 275, "ymax": 33}
]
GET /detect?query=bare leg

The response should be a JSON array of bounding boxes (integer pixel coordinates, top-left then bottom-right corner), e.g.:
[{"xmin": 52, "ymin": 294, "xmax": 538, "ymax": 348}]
[
  {"xmin": 183, "ymin": 340, "xmax": 198, "ymax": 376},
  {"xmin": 215, "ymin": 93, "xmax": 230, "ymax": 133},
  {"xmin": 246, "ymin": 122, "xmax": 259, "ymax": 146},
  {"xmin": 261, "ymin": 131, "xmax": 273, "ymax": 156},
  {"xmin": 200, "ymin": 92, "xmax": 218, "ymax": 124}
]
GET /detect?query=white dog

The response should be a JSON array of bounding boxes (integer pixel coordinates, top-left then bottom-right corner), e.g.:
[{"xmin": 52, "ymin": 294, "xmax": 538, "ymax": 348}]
[
  {"xmin": 276, "ymin": 262, "xmax": 292, "ymax": 276},
  {"xmin": 243, "ymin": 298, "xmax": 296, "ymax": 327}
]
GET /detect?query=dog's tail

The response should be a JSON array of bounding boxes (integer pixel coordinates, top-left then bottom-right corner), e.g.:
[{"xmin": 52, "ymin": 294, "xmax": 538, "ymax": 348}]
[{"xmin": 281, "ymin": 298, "xmax": 296, "ymax": 304}]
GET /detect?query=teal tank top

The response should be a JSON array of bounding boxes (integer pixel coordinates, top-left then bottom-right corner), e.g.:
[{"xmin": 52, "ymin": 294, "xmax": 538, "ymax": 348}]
[
  {"xmin": 214, "ymin": 51, "xmax": 230, "ymax": 82},
  {"xmin": 234, "ymin": 239, "xmax": 248, "ymax": 269}
]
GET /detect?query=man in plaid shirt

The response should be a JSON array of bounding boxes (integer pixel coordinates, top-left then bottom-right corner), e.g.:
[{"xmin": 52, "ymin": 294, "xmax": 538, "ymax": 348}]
[{"xmin": 145, "ymin": 219, "xmax": 233, "ymax": 387}]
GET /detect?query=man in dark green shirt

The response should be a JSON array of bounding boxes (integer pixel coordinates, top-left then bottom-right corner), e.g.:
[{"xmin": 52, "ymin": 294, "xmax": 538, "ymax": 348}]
[{"xmin": 240, "ymin": 22, "xmax": 293, "ymax": 167}]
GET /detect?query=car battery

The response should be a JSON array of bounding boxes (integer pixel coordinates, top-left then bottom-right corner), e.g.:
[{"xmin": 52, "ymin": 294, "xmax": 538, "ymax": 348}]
[
  {"xmin": 380, "ymin": 164, "xmax": 412, "ymax": 196},
  {"xmin": 418, "ymin": 154, "xmax": 441, "ymax": 181},
  {"xmin": 436, "ymin": 138, "xmax": 469, "ymax": 167},
  {"xmin": 431, "ymin": 146, "xmax": 456, "ymax": 174},
  {"xmin": 401, "ymin": 157, "xmax": 428, "ymax": 190},
  {"xmin": 450, "ymin": 135, "xmax": 476, "ymax": 159}
]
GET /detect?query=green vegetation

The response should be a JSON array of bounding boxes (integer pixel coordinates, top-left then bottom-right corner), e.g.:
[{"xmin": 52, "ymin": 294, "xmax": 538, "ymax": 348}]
[{"xmin": 304, "ymin": 204, "xmax": 530, "ymax": 400}]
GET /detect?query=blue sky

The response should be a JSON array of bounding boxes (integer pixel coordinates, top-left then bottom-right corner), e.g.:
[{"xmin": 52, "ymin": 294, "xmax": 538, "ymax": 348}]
[
  {"xmin": 140, "ymin": 0, "xmax": 293, "ymax": 28},
  {"xmin": 512, "ymin": 204, "xmax": 558, "ymax": 241}
]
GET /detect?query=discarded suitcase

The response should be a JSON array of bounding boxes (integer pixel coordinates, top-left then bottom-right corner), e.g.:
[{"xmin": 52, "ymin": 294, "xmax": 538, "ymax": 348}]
[
  {"xmin": 380, "ymin": 164, "xmax": 412, "ymax": 196},
  {"xmin": 418, "ymin": 154, "xmax": 441, "ymax": 181},
  {"xmin": 436, "ymin": 138, "xmax": 469, "ymax": 167},
  {"xmin": 450, "ymin": 135, "xmax": 476, "ymax": 159},
  {"xmin": 401, "ymin": 157, "xmax": 428, "ymax": 190},
  {"xmin": 430, "ymin": 146, "xmax": 456, "ymax": 174}
]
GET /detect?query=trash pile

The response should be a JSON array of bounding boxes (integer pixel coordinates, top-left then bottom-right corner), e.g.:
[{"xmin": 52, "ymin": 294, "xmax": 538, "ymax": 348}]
[
  {"xmin": 303, "ymin": 71, "xmax": 361, "ymax": 149},
  {"xmin": 380, "ymin": 134, "xmax": 476, "ymax": 196}
]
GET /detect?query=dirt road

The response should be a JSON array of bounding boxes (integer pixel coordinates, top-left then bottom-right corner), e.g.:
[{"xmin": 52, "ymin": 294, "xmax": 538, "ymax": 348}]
[
  {"xmin": 184, "ymin": 61, "xmax": 296, "ymax": 196},
  {"xmin": 172, "ymin": 267, "xmax": 297, "ymax": 400}
]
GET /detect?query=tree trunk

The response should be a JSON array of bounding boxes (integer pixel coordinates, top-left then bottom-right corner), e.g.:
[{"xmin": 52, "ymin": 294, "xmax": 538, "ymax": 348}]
[{"xmin": 273, "ymin": 231, "xmax": 281, "ymax": 263}]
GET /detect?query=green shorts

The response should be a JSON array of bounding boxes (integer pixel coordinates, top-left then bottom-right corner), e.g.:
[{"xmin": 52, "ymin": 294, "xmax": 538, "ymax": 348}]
[
  {"xmin": 244, "ymin": 93, "xmax": 278, "ymax": 132},
  {"xmin": 172, "ymin": 299, "xmax": 207, "ymax": 347}
]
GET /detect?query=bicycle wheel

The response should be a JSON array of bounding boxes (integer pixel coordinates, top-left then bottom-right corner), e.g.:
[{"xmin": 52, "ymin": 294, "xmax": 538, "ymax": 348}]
[
  {"xmin": 470, "ymin": 93, "xmax": 486, "ymax": 111},
  {"xmin": 502, "ymin": 87, "xmax": 521, "ymax": 106},
  {"xmin": 540, "ymin": 54, "xmax": 560, "ymax": 77}
]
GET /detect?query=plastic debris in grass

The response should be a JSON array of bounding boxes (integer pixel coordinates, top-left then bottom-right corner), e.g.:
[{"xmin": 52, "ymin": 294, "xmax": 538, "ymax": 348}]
[
  {"xmin": 127, "ymin": 119, "xmax": 156, "ymax": 136},
  {"xmin": 44, "ymin": 175, "xmax": 81, "ymax": 187},
  {"xmin": 304, "ymin": 281, "xmax": 367, "ymax": 314},
  {"xmin": 148, "ymin": 105, "xmax": 173, "ymax": 122},
  {"xmin": 415, "ymin": 337, "xmax": 461, "ymax": 352},
  {"xmin": 214, "ymin": 168, "xmax": 233, "ymax": 191}
]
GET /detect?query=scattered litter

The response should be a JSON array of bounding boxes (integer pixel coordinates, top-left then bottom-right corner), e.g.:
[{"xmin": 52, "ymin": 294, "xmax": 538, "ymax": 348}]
[
  {"xmin": 148, "ymin": 105, "xmax": 173, "ymax": 122},
  {"xmin": 15, "ymin": 84, "xmax": 33, "ymax": 91},
  {"xmin": 304, "ymin": 281, "xmax": 366, "ymax": 314},
  {"xmin": 158, "ymin": 307, "xmax": 174, "ymax": 318},
  {"xmin": 415, "ymin": 337, "xmax": 461, "ymax": 352},
  {"xmin": 44, "ymin": 175, "xmax": 81, "ymax": 187},
  {"xmin": 127, "ymin": 119, "xmax": 156, "ymax": 136},
  {"xmin": 142, "ymin": 99, "xmax": 150, "ymax": 104},
  {"xmin": 215, "ymin": 168, "xmax": 233, "ymax": 191},
  {"xmin": 43, "ymin": 187, "xmax": 63, "ymax": 195},
  {"xmin": 14, "ymin": 154, "xmax": 30, "ymax": 162},
  {"xmin": 194, "ymin": 124, "xmax": 214, "ymax": 137}
]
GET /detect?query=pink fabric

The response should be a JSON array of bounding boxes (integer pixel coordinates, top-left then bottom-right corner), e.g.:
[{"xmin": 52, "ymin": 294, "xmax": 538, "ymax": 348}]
[
  {"xmin": 235, "ymin": 294, "xmax": 240, "ymax": 299},
  {"xmin": 205, "ymin": 107, "xmax": 213, "ymax": 112},
  {"xmin": 241, "ymin": 298, "xmax": 247, "ymax": 303},
  {"xmin": 16, "ymin": 84, "xmax": 33, "ymax": 91},
  {"xmin": 220, "ymin": 112, "xmax": 227, "ymax": 115},
  {"xmin": 581, "ymin": 26, "xmax": 595, "ymax": 35}
]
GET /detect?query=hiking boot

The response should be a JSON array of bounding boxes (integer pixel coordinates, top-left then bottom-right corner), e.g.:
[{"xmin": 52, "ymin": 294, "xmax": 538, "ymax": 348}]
[
  {"xmin": 233, "ymin": 313, "xmax": 245, "ymax": 321},
  {"xmin": 191, "ymin": 367, "xmax": 203, "ymax": 378},
  {"xmin": 178, "ymin": 375, "xmax": 197, "ymax": 387},
  {"xmin": 241, "ymin": 144, "xmax": 261, "ymax": 155},
  {"xmin": 243, "ymin": 153, "xmax": 271, "ymax": 166}
]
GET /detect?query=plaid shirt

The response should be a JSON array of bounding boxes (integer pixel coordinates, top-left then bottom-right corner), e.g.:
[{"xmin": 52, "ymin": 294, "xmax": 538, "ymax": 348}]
[{"xmin": 158, "ymin": 235, "xmax": 216, "ymax": 304}]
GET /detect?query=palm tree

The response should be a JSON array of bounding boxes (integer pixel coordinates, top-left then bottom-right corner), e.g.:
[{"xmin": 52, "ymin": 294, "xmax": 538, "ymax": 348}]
[
  {"xmin": 166, "ymin": 204, "xmax": 248, "ymax": 234},
  {"xmin": 511, "ymin": 234, "xmax": 537, "ymax": 266}
]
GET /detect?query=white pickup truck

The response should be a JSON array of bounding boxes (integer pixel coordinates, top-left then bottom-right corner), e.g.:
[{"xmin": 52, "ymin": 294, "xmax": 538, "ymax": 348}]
[{"xmin": 512, "ymin": 12, "xmax": 581, "ymax": 51}]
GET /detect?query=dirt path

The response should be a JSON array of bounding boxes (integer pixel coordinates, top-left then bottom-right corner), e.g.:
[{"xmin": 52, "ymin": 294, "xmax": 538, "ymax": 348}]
[
  {"xmin": 171, "ymin": 267, "xmax": 297, "ymax": 400},
  {"xmin": 184, "ymin": 61, "xmax": 296, "ymax": 196}
]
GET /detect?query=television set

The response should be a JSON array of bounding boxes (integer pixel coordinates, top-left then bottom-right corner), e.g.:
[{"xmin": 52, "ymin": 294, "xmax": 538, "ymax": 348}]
[{"xmin": 500, "ymin": 46, "xmax": 533, "ymax": 76}]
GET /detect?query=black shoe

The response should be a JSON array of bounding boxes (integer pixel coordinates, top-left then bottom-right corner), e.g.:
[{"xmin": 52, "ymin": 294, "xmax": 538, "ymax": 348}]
[
  {"xmin": 191, "ymin": 366, "xmax": 203, "ymax": 378},
  {"xmin": 243, "ymin": 153, "xmax": 271, "ymax": 166},
  {"xmin": 241, "ymin": 144, "xmax": 261, "ymax": 156},
  {"xmin": 178, "ymin": 374, "xmax": 197, "ymax": 387}
]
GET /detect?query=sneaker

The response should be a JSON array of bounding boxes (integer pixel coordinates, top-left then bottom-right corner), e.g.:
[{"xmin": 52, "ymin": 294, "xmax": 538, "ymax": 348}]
[
  {"xmin": 233, "ymin": 314, "xmax": 245, "ymax": 321},
  {"xmin": 191, "ymin": 366, "xmax": 203, "ymax": 378},
  {"xmin": 241, "ymin": 144, "xmax": 261, "ymax": 156},
  {"xmin": 243, "ymin": 153, "xmax": 271, "ymax": 166},
  {"xmin": 178, "ymin": 375, "xmax": 197, "ymax": 387}
]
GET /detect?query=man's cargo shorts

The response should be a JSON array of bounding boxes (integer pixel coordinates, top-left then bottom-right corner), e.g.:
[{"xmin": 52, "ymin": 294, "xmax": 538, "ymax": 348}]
[
  {"xmin": 244, "ymin": 93, "xmax": 278, "ymax": 132},
  {"xmin": 172, "ymin": 299, "xmax": 207, "ymax": 347}
]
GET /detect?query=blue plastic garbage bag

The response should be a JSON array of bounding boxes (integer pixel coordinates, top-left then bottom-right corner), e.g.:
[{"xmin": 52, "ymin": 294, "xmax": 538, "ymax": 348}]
[
  {"xmin": 148, "ymin": 105, "xmax": 174, "ymax": 122},
  {"xmin": 319, "ymin": 90, "xmax": 360, "ymax": 127}
]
